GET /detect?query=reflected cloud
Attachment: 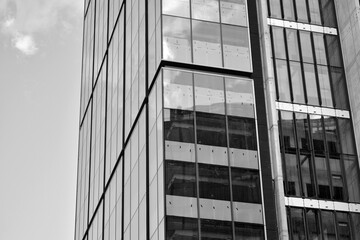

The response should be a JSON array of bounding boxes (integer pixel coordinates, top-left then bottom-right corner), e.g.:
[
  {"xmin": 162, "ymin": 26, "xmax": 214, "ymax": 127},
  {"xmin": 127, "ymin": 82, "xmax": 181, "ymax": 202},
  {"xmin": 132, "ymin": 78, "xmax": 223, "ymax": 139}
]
[{"xmin": 0, "ymin": 0, "xmax": 83, "ymax": 55}]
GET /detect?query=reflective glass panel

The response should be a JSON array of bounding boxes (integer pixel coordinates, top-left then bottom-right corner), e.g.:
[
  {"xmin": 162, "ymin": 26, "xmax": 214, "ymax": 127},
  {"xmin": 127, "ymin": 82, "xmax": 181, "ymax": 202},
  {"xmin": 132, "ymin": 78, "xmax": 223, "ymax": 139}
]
[
  {"xmin": 166, "ymin": 216, "xmax": 198, "ymax": 240},
  {"xmin": 295, "ymin": 0, "xmax": 308, "ymax": 22},
  {"xmin": 330, "ymin": 67, "xmax": 349, "ymax": 110},
  {"xmin": 325, "ymin": 35, "xmax": 342, "ymax": 67},
  {"xmin": 280, "ymin": 111, "xmax": 296, "ymax": 153},
  {"xmin": 289, "ymin": 61, "xmax": 305, "ymax": 104},
  {"xmin": 320, "ymin": 0, "xmax": 337, "ymax": 28},
  {"xmin": 300, "ymin": 31, "xmax": 313, "ymax": 63},
  {"xmin": 304, "ymin": 63, "xmax": 319, "ymax": 105},
  {"xmin": 308, "ymin": 0, "xmax": 321, "ymax": 25},
  {"xmin": 225, "ymin": 77, "xmax": 254, "ymax": 118},
  {"xmin": 317, "ymin": 65, "xmax": 333, "ymax": 107},
  {"xmin": 198, "ymin": 164, "xmax": 230, "ymax": 200},
  {"xmin": 272, "ymin": 27, "xmax": 286, "ymax": 60},
  {"xmin": 315, "ymin": 157, "xmax": 331, "ymax": 199},
  {"xmin": 300, "ymin": 154, "xmax": 316, "ymax": 198},
  {"xmin": 228, "ymin": 116, "xmax": 257, "ymax": 150},
  {"xmin": 162, "ymin": 0, "xmax": 190, "ymax": 18},
  {"xmin": 163, "ymin": 16, "xmax": 191, "ymax": 62},
  {"xmin": 343, "ymin": 155, "xmax": 360, "ymax": 203},
  {"xmin": 220, "ymin": 0, "xmax": 247, "ymax": 26},
  {"xmin": 295, "ymin": 113, "xmax": 311, "ymax": 153},
  {"xmin": 282, "ymin": 0, "xmax": 295, "ymax": 20},
  {"xmin": 201, "ymin": 219, "xmax": 232, "ymax": 240},
  {"xmin": 313, "ymin": 33, "xmax": 327, "ymax": 65},
  {"xmin": 269, "ymin": 0, "xmax": 282, "ymax": 18},
  {"xmin": 165, "ymin": 160, "xmax": 197, "ymax": 197},
  {"xmin": 310, "ymin": 115, "xmax": 325, "ymax": 155},
  {"xmin": 306, "ymin": 209, "xmax": 321, "ymax": 239},
  {"xmin": 222, "ymin": 25, "xmax": 251, "ymax": 71},
  {"xmin": 234, "ymin": 223, "xmax": 264, "ymax": 240},
  {"xmin": 192, "ymin": 20, "xmax": 222, "ymax": 67},
  {"xmin": 284, "ymin": 153, "xmax": 301, "ymax": 196},
  {"xmin": 321, "ymin": 211, "xmax": 336, "ymax": 239},
  {"xmin": 164, "ymin": 109, "xmax": 195, "ymax": 143},
  {"xmin": 192, "ymin": 0, "xmax": 220, "ymax": 22},
  {"xmin": 163, "ymin": 69, "xmax": 194, "ymax": 110},
  {"xmin": 275, "ymin": 59, "xmax": 291, "ymax": 102},
  {"xmin": 289, "ymin": 208, "xmax": 306, "ymax": 240},
  {"xmin": 338, "ymin": 119, "xmax": 356, "ymax": 155},
  {"xmin": 232, "ymin": 168, "xmax": 261, "ymax": 203},
  {"xmin": 336, "ymin": 212, "xmax": 351, "ymax": 240},
  {"xmin": 196, "ymin": 112, "xmax": 227, "ymax": 147},
  {"xmin": 286, "ymin": 29, "xmax": 300, "ymax": 61}
]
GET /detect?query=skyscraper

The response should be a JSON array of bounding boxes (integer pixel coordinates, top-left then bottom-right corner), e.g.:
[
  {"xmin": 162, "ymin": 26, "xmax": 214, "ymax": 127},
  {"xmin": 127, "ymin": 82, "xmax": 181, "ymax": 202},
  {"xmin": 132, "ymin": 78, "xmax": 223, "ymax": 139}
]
[{"xmin": 75, "ymin": 0, "xmax": 360, "ymax": 239}]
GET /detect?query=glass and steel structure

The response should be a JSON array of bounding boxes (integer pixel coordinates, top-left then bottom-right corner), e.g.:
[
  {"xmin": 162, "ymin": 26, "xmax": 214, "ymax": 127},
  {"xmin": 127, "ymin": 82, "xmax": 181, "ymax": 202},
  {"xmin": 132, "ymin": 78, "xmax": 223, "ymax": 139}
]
[{"xmin": 75, "ymin": 0, "xmax": 360, "ymax": 239}]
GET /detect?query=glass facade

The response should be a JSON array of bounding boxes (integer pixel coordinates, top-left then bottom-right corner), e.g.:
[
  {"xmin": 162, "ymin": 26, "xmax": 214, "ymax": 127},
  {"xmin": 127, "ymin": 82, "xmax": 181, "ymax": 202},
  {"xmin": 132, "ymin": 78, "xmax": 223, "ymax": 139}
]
[{"xmin": 75, "ymin": 0, "xmax": 360, "ymax": 239}]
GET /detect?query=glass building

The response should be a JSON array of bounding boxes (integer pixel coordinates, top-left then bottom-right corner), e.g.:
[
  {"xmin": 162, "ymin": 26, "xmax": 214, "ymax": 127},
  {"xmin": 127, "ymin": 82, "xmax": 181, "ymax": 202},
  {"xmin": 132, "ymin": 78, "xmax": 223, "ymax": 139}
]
[{"xmin": 74, "ymin": 0, "xmax": 360, "ymax": 239}]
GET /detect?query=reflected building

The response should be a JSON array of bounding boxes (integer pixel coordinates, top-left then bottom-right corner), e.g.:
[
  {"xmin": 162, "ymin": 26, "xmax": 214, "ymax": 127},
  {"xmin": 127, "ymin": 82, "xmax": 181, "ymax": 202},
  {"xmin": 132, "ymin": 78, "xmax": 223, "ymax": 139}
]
[{"xmin": 75, "ymin": 0, "xmax": 360, "ymax": 239}]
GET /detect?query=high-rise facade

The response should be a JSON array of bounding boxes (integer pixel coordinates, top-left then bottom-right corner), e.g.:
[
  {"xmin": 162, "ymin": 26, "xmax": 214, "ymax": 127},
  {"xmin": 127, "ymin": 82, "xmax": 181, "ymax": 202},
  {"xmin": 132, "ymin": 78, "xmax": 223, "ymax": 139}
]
[{"xmin": 74, "ymin": 0, "xmax": 360, "ymax": 239}]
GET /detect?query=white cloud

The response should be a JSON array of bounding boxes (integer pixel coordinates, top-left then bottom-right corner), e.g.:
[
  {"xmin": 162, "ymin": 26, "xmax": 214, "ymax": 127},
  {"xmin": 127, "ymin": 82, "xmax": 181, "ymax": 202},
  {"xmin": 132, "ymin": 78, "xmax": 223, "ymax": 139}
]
[{"xmin": 0, "ymin": 0, "xmax": 83, "ymax": 55}]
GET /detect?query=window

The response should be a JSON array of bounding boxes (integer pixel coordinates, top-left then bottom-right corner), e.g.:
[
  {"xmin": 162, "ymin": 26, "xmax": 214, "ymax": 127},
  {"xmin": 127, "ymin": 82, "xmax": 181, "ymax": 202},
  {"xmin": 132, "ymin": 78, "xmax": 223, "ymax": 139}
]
[
  {"xmin": 164, "ymin": 109, "xmax": 195, "ymax": 143},
  {"xmin": 162, "ymin": 0, "xmax": 190, "ymax": 18},
  {"xmin": 166, "ymin": 216, "xmax": 198, "ymax": 240},
  {"xmin": 196, "ymin": 112, "xmax": 227, "ymax": 147},
  {"xmin": 234, "ymin": 223, "xmax": 264, "ymax": 240},
  {"xmin": 191, "ymin": 0, "xmax": 220, "ymax": 22},
  {"xmin": 232, "ymin": 168, "xmax": 261, "ymax": 203},
  {"xmin": 201, "ymin": 219, "xmax": 233, "ymax": 240},
  {"xmin": 198, "ymin": 164, "xmax": 230, "ymax": 200},
  {"xmin": 220, "ymin": 0, "xmax": 247, "ymax": 26},
  {"xmin": 165, "ymin": 161, "xmax": 197, "ymax": 197},
  {"xmin": 228, "ymin": 116, "xmax": 257, "ymax": 150}
]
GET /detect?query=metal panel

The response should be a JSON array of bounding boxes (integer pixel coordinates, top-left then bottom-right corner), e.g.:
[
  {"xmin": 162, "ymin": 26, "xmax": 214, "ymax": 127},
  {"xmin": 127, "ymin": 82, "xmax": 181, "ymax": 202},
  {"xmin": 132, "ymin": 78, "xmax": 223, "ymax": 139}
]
[
  {"xmin": 319, "ymin": 200, "xmax": 335, "ymax": 210},
  {"xmin": 199, "ymin": 198, "xmax": 232, "ymax": 221},
  {"xmin": 304, "ymin": 199, "xmax": 319, "ymax": 209},
  {"xmin": 165, "ymin": 141, "xmax": 195, "ymax": 162},
  {"xmin": 232, "ymin": 202, "xmax": 263, "ymax": 224},
  {"xmin": 229, "ymin": 148, "xmax": 258, "ymax": 169},
  {"xmin": 166, "ymin": 195, "xmax": 198, "ymax": 218},
  {"xmin": 197, "ymin": 144, "xmax": 228, "ymax": 166}
]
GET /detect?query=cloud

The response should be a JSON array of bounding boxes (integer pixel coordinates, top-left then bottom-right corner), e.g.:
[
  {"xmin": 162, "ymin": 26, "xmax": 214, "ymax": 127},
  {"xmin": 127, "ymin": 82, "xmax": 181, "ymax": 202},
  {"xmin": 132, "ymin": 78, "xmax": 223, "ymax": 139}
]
[{"xmin": 0, "ymin": 0, "xmax": 83, "ymax": 55}]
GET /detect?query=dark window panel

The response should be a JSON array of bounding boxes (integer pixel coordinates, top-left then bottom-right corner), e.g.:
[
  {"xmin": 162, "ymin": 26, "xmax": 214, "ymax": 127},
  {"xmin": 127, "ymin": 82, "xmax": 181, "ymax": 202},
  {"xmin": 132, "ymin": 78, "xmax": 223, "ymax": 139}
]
[
  {"xmin": 336, "ymin": 212, "xmax": 351, "ymax": 240},
  {"xmin": 313, "ymin": 33, "xmax": 327, "ymax": 65},
  {"xmin": 164, "ymin": 109, "xmax": 195, "ymax": 143},
  {"xmin": 280, "ymin": 111, "xmax": 296, "ymax": 153},
  {"xmin": 323, "ymin": 117, "xmax": 341, "ymax": 157},
  {"xmin": 200, "ymin": 219, "xmax": 233, "ymax": 240},
  {"xmin": 232, "ymin": 168, "xmax": 261, "ymax": 203},
  {"xmin": 165, "ymin": 161, "xmax": 197, "ymax": 197},
  {"xmin": 351, "ymin": 213, "xmax": 360, "ymax": 240},
  {"xmin": 321, "ymin": 211, "xmax": 337, "ymax": 239},
  {"xmin": 300, "ymin": 154, "xmax": 316, "ymax": 198},
  {"xmin": 295, "ymin": 113, "xmax": 311, "ymax": 153},
  {"xmin": 343, "ymin": 155, "xmax": 360, "ymax": 203},
  {"xmin": 196, "ymin": 112, "xmax": 227, "ymax": 147},
  {"xmin": 289, "ymin": 208, "xmax": 306, "ymax": 240},
  {"xmin": 315, "ymin": 156, "xmax": 331, "ymax": 199},
  {"xmin": 198, "ymin": 164, "xmax": 230, "ymax": 201},
  {"xmin": 329, "ymin": 67, "xmax": 349, "ymax": 110},
  {"xmin": 284, "ymin": 154, "xmax": 301, "ymax": 197},
  {"xmin": 329, "ymin": 158, "xmax": 345, "ymax": 201},
  {"xmin": 166, "ymin": 216, "xmax": 198, "ymax": 240},
  {"xmin": 228, "ymin": 116, "xmax": 257, "ymax": 151},
  {"xmin": 325, "ymin": 35, "xmax": 342, "ymax": 68},
  {"xmin": 234, "ymin": 223, "xmax": 264, "ymax": 240},
  {"xmin": 306, "ymin": 209, "xmax": 321, "ymax": 240},
  {"xmin": 275, "ymin": 59, "xmax": 292, "ymax": 102},
  {"xmin": 320, "ymin": 0, "xmax": 337, "ymax": 28},
  {"xmin": 317, "ymin": 65, "xmax": 333, "ymax": 108}
]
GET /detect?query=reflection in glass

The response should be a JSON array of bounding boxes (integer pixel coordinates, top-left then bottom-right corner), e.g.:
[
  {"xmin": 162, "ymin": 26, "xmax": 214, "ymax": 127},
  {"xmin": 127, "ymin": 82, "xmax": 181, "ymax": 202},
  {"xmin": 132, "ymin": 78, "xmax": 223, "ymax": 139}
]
[
  {"xmin": 317, "ymin": 65, "xmax": 333, "ymax": 107},
  {"xmin": 289, "ymin": 61, "xmax": 305, "ymax": 104},
  {"xmin": 304, "ymin": 63, "xmax": 319, "ymax": 105},
  {"xmin": 343, "ymin": 155, "xmax": 360, "ymax": 203},
  {"xmin": 165, "ymin": 160, "xmax": 197, "ymax": 197},
  {"xmin": 320, "ymin": 0, "xmax": 337, "ymax": 28},
  {"xmin": 225, "ymin": 77, "xmax": 254, "ymax": 118},
  {"xmin": 313, "ymin": 33, "xmax": 327, "ymax": 65},
  {"xmin": 201, "ymin": 219, "xmax": 232, "ymax": 240},
  {"xmin": 232, "ymin": 168, "xmax": 261, "ymax": 203},
  {"xmin": 284, "ymin": 154, "xmax": 301, "ymax": 196},
  {"xmin": 282, "ymin": 0, "xmax": 295, "ymax": 20},
  {"xmin": 269, "ymin": 0, "xmax": 281, "ymax": 18},
  {"xmin": 280, "ymin": 111, "xmax": 296, "ymax": 153},
  {"xmin": 196, "ymin": 112, "xmax": 227, "ymax": 147},
  {"xmin": 300, "ymin": 31, "xmax": 314, "ymax": 63},
  {"xmin": 272, "ymin": 27, "xmax": 286, "ymax": 60},
  {"xmin": 321, "ymin": 211, "xmax": 336, "ymax": 240},
  {"xmin": 286, "ymin": 29, "xmax": 300, "ymax": 61},
  {"xmin": 192, "ymin": 20, "xmax": 222, "ymax": 67},
  {"xmin": 289, "ymin": 208, "xmax": 306, "ymax": 240},
  {"xmin": 234, "ymin": 223, "xmax": 264, "ymax": 240},
  {"xmin": 194, "ymin": 73, "xmax": 225, "ymax": 114},
  {"xmin": 300, "ymin": 155, "xmax": 316, "ymax": 198},
  {"xmin": 295, "ymin": 0, "xmax": 308, "ymax": 22},
  {"xmin": 228, "ymin": 116, "xmax": 257, "ymax": 150},
  {"xmin": 166, "ymin": 216, "xmax": 198, "ymax": 240},
  {"xmin": 222, "ymin": 25, "xmax": 251, "ymax": 71},
  {"xmin": 329, "ymin": 157, "xmax": 344, "ymax": 201},
  {"xmin": 164, "ymin": 109, "xmax": 195, "ymax": 143},
  {"xmin": 220, "ymin": 0, "xmax": 247, "ymax": 26},
  {"xmin": 308, "ymin": 0, "xmax": 321, "ymax": 25},
  {"xmin": 315, "ymin": 157, "xmax": 331, "ymax": 199},
  {"xmin": 338, "ymin": 119, "xmax": 356, "ymax": 155},
  {"xmin": 163, "ymin": 69, "xmax": 194, "ymax": 110},
  {"xmin": 325, "ymin": 35, "xmax": 342, "ymax": 67},
  {"xmin": 306, "ymin": 209, "xmax": 321, "ymax": 240},
  {"xmin": 337, "ymin": 212, "xmax": 351, "ymax": 240},
  {"xmin": 163, "ymin": 16, "xmax": 191, "ymax": 62},
  {"xmin": 198, "ymin": 164, "xmax": 230, "ymax": 200},
  {"xmin": 162, "ymin": 0, "xmax": 190, "ymax": 18},
  {"xmin": 192, "ymin": 0, "xmax": 220, "ymax": 22},
  {"xmin": 323, "ymin": 117, "xmax": 340, "ymax": 157},
  {"xmin": 330, "ymin": 67, "xmax": 349, "ymax": 110},
  {"xmin": 295, "ymin": 113, "xmax": 311, "ymax": 153},
  {"xmin": 275, "ymin": 59, "xmax": 291, "ymax": 102}
]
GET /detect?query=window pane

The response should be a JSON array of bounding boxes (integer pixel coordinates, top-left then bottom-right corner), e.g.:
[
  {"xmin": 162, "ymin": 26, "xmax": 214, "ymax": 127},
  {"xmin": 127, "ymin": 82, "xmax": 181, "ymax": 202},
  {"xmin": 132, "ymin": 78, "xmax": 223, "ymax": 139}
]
[
  {"xmin": 323, "ymin": 117, "xmax": 340, "ymax": 157},
  {"xmin": 225, "ymin": 77, "xmax": 254, "ymax": 118},
  {"xmin": 308, "ymin": 0, "xmax": 321, "ymax": 25},
  {"xmin": 310, "ymin": 115, "xmax": 325, "ymax": 155},
  {"xmin": 272, "ymin": 27, "xmax": 286, "ymax": 59},
  {"xmin": 162, "ymin": 0, "xmax": 190, "ymax": 18},
  {"xmin": 198, "ymin": 164, "xmax": 230, "ymax": 200},
  {"xmin": 163, "ymin": 69, "xmax": 194, "ymax": 110},
  {"xmin": 286, "ymin": 29, "xmax": 300, "ymax": 61},
  {"xmin": 329, "ymin": 157, "xmax": 345, "ymax": 201},
  {"xmin": 295, "ymin": 0, "xmax": 308, "ymax": 22},
  {"xmin": 166, "ymin": 216, "xmax": 198, "ymax": 240},
  {"xmin": 164, "ymin": 109, "xmax": 195, "ymax": 143},
  {"xmin": 317, "ymin": 65, "xmax": 333, "ymax": 107},
  {"xmin": 232, "ymin": 168, "xmax": 261, "ymax": 203},
  {"xmin": 351, "ymin": 213, "xmax": 360, "ymax": 239},
  {"xmin": 201, "ymin": 219, "xmax": 232, "ymax": 240},
  {"xmin": 282, "ymin": 0, "xmax": 295, "ymax": 20},
  {"xmin": 336, "ymin": 212, "xmax": 351, "ymax": 240},
  {"xmin": 320, "ymin": 0, "xmax": 337, "ymax": 28},
  {"xmin": 306, "ymin": 209, "xmax": 321, "ymax": 240},
  {"xmin": 275, "ymin": 59, "xmax": 291, "ymax": 102},
  {"xmin": 313, "ymin": 33, "xmax": 327, "ymax": 65},
  {"xmin": 280, "ymin": 111, "xmax": 296, "ymax": 153},
  {"xmin": 234, "ymin": 223, "xmax": 264, "ymax": 240},
  {"xmin": 315, "ymin": 156, "xmax": 331, "ymax": 199},
  {"xmin": 300, "ymin": 31, "xmax": 314, "ymax": 63},
  {"xmin": 191, "ymin": 0, "xmax": 220, "ymax": 22},
  {"xmin": 165, "ymin": 160, "xmax": 197, "ymax": 197},
  {"xmin": 284, "ymin": 154, "xmax": 301, "ymax": 196},
  {"xmin": 300, "ymin": 154, "xmax": 316, "ymax": 197},
  {"xmin": 222, "ymin": 25, "xmax": 251, "ymax": 71},
  {"xmin": 192, "ymin": 20, "xmax": 222, "ymax": 67},
  {"xmin": 194, "ymin": 73, "xmax": 225, "ymax": 114},
  {"xmin": 304, "ymin": 63, "xmax": 319, "ymax": 105},
  {"xmin": 196, "ymin": 112, "xmax": 227, "ymax": 147},
  {"xmin": 228, "ymin": 116, "xmax": 257, "ymax": 150},
  {"xmin": 325, "ymin": 35, "xmax": 342, "ymax": 67},
  {"xmin": 163, "ymin": 16, "xmax": 191, "ymax": 62},
  {"xmin": 330, "ymin": 67, "xmax": 349, "ymax": 110},
  {"xmin": 289, "ymin": 61, "xmax": 305, "ymax": 104},
  {"xmin": 220, "ymin": 0, "xmax": 247, "ymax": 26},
  {"xmin": 289, "ymin": 208, "xmax": 306, "ymax": 240},
  {"xmin": 343, "ymin": 155, "xmax": 360, "ymax": 203},
  {"xmin": 321, "ymin": 211, "xmax": 336, "ymax": 240},
  {"xmin": 295, "ymin": 113, "xmax": 311, "ymax": 153},
  {"xmin": 338, "ymin": 119, "xmax": 356, "ymax": 155}
]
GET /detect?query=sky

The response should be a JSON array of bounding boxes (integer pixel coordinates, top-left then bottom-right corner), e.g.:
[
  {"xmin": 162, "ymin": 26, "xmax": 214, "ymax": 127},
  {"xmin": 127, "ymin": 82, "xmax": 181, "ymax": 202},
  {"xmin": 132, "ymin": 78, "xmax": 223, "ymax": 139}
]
[{"xmin": 0, "ymin": 0, "xmax": 83, "ymax": 239}]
